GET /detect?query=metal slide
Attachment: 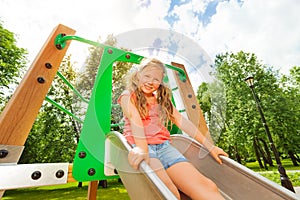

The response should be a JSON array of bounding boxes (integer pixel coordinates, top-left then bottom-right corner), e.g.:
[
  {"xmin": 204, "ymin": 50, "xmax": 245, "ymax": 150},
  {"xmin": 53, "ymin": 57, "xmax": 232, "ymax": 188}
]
[
  {"xmin": 106, "ymin": 131, "xmax": 178, "ymax": 200},
  {"xmin": 106, "ymin": 132, "xmax": 298, "ymax": 200}
]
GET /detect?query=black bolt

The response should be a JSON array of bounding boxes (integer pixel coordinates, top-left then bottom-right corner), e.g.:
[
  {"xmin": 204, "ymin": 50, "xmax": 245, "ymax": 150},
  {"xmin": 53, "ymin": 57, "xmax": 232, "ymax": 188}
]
[
  {"xmin": 55, "ymin": 170, "xmax": 65, "ymax": 178},
  {"xmin": 88, "ymin": 168, "xmax": 96, "ymax": 176},
  {"xmin": 45, "ymin": 63, "xmax": 52, "ymax": 69},
  {"xmin": 78, "ymin": 151, "xmax": 86, "ymax": 158},
  {"xmin": 188, "ymin": 94, "xmax": 193, "ymax": 98},
  {"xmin": 37, "ymin": 77, "xmax": 45, "ymax": 84},
  {"xmin": 0, "ymin": 149, "xmax": 8, "ymax": 158},
  {"xmin": 114, "ymin": 168, "xmax": 118, "ymax": 174},
  {"xmin": 61, "ymin": 33, "xmax": 66, "ymax": 37},
  {"xmin": 192, "ymin": 105, "xmax": 196, "ymax": 109},
  {"xmin": 31, "ymin": 171, "xmax": 42, "ymax": 180},
  {"xmin": 56, "ymin": 44, "xmax": 62, "ymax": 50}
]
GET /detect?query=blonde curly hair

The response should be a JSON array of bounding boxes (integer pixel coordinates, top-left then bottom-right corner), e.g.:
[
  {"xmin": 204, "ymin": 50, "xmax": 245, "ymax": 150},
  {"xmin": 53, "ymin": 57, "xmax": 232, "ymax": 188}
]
[{"xmin": 126, "ymin": 58, "xmax": 174, "ymax": 125}]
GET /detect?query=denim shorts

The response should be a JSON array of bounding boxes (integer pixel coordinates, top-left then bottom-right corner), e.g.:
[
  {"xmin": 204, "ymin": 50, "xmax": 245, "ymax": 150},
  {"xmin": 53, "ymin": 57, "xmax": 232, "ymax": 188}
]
[{"xmin": 133, "ymin": 140, "xmax": 187, "ymax": 169}]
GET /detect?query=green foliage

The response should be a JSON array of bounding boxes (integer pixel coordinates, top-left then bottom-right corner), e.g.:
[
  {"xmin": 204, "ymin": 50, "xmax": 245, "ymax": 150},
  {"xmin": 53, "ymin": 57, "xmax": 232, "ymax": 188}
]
[
  {"xmin": 198, "ymin": 51, "xmax": 300, "ymax": 167},
  {"xmin": 0, "ymin": 21, "xmax": 27, "ymax": 108},
  {"xmin": 278, "ymin": 66, "xmax": 300, "ymax": 156}
]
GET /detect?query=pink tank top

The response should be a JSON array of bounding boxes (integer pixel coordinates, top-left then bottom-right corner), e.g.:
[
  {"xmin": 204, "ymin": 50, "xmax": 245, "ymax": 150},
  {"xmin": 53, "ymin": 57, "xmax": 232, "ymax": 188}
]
[{"xmin": 118, "ymin": 91, "xmax": 171, "ymax": 144}]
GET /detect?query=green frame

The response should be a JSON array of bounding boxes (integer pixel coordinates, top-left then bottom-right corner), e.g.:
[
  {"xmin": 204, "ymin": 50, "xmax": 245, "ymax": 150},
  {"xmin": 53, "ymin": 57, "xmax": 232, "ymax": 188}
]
[{"xmin": 55, "ymin": 34, "xmax": 186, "ymax": 181}]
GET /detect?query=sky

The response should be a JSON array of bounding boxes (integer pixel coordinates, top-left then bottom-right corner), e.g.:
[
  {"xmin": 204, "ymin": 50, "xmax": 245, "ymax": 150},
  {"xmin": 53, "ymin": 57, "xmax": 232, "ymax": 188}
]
[{"xmin": 1, "ymin": 0, "xmax": 300, "ymax": 86}]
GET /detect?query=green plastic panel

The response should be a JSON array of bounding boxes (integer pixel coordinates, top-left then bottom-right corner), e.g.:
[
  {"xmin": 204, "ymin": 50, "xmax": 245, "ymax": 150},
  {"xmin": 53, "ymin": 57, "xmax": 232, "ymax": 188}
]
[{"xmin": 72, "ymin": 47, "xmax": 143, "ymax": 181}]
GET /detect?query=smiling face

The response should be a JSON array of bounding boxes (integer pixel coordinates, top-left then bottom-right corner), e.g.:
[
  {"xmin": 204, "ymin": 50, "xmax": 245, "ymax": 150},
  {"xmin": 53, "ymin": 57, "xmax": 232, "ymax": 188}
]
[{"xmin": 138, "ymin": 65, "xmax": 164, "ymax": 96}]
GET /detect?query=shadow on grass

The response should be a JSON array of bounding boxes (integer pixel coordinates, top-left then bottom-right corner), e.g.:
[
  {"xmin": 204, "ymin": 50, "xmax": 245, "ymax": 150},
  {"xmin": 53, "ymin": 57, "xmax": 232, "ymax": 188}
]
[{"xmin": 3, "ymin": 180, "xmax": 130, "ymax": 200}]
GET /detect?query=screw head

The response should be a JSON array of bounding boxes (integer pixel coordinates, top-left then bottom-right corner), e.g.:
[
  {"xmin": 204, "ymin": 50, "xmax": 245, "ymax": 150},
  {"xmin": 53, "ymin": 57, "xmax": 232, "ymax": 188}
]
[
  {"xmin": 78, "ymin": 151, "xmax": 86, "ymax": 158},
  {"xmin": 56, "ymin": 44, "xmax": 62, "ymax": 50},
  {"xmin": 31, "ymin": 171, "xmax": 42, "ymax": 180},
  {"xmin": 88, "ymin": 168, "xmax": 96, "ymax": 176},
  {"xmin": 192, "ymin": 105, "xmax": 196, "ymax": 109},
  {"xmin": 45, "ymin": 63, "xmax": 52, "ymax": 69},
  {"xmin": 0, "ymin": 149, "xmax": 8, "ymax": 158},
  {"xmin": 125, "ymin": 54, "xmax": 130, "ymax": 59},
  {"xmin": 37, "ymin": 77, "xmax": 45, "ymax": 84},
  {"xmin": 107, "ymin": 49, "xmax": 113, "ymax": 54},
  {"xmin": 55, "ymin": 170, "xmax": 65, "ymax": 178}
]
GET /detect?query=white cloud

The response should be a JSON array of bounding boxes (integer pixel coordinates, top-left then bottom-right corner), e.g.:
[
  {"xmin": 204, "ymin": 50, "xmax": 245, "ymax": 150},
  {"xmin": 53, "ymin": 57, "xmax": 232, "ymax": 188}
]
[
  {"xmin": 198, "ymin": 0, "xmax": 300, "ymax": 74},
  {"xmin": 0, "ymin": 0, "xmax": 173, "ymax": 70},
  {"xmin": 171, "ymin": 3, "xmax": 203, "ymax": 35},
  {"xmin": 1, "ymin": 0, "xmax": 299, "ymax": 76}
]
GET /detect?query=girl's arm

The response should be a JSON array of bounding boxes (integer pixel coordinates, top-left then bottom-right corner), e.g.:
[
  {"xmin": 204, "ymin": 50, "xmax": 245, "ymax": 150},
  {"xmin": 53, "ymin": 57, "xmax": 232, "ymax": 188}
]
[
  {"xmin": 172, "ymin": 107, "xmax": 228, "ymax": 164},
  {"xmin": 119, "ymin": 94, "xmax": 149, "ymax": 169}
]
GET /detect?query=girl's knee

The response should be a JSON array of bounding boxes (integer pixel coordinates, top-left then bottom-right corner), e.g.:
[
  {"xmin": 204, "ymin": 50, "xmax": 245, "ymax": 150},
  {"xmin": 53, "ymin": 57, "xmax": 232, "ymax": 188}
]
[{"xmin": 189, "ymin": 179, "xmax": 221, "ymax": 200}]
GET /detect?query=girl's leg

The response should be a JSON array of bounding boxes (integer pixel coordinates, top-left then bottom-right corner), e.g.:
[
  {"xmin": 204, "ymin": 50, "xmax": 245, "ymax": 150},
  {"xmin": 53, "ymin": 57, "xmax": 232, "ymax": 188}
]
[
  {"xmin": 166, "ymin": 162, "xmax": 224, "ymax": 200},
  {"xmin": 149, "ymin": 158, "xmax": 180, "ymax": 199}
]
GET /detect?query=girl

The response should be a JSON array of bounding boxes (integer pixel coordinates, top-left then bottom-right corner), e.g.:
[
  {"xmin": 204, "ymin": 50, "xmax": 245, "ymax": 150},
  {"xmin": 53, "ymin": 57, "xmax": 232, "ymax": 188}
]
[{"xmin": 118, "ymin": 58, "xmax": 228, "ymax": 200}]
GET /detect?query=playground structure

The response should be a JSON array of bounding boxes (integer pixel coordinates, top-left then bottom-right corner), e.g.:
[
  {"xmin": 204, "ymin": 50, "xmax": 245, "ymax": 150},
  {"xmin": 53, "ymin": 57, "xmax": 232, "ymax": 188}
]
[{"xmin": 0, "ymin": 24, "xmax": 298, "ymax": 200}]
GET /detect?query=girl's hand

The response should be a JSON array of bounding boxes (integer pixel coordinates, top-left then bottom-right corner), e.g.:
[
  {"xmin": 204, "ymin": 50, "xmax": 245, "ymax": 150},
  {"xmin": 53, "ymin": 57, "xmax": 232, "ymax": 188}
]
[
  {"xmin": 128, "ymin": 147, "xmax": 150, "ymax": 170},
  {"xmin": 209, "ymin": 146, "xmax": 228, "ymax": 164}
]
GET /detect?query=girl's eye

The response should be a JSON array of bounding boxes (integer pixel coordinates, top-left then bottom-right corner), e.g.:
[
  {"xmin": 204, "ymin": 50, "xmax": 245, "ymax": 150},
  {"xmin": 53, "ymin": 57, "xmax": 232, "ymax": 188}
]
[{"xmin": 153, "ymin": 79, "xmax": 160, "ymax": 84}]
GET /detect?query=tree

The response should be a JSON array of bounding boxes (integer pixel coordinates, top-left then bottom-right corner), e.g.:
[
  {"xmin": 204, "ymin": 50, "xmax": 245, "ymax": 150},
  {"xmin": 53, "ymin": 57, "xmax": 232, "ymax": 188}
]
[
  {"xmin": 200, "ymin": 51, "xmax": 298, "ymax": 168},
  {"xmin": 278, "ymin": 66, "xmax": 300, "ymax": 166},
  {"xmin": 0, "ymin": 21, "xmax": 27, "ymax": 109},
  {"xmin": 19, "ymin": 55, "xmax": 78, "ymax": 163}
]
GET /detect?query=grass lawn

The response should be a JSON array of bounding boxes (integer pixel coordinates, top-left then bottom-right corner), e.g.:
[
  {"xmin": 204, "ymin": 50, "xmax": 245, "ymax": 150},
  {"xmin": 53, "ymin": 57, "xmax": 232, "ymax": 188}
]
[
  {"xmin": 2, "ymin": 180, "xmax": 130, "ymax": 200},
  {"xmin": 245, "ymin": 159, "xmax": 300, "ymax": 187},
  {"xmin": 245, "ymin": 159, "xmax": 300, "ymax": 171}
]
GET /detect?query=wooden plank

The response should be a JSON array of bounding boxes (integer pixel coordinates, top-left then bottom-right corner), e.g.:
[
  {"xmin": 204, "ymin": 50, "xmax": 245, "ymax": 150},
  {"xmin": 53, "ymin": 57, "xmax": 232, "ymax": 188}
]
[
  {"xmin": 171, "ymin": 62, "xmax": 213, "ymax": 143},
  {"xmin": 0, "ymin": 24, "xmax": 76, "ymax": 146},
  {"xmin": 87, "ymin": 181, "xmax": 99, "ymax": 200},
  {"xmin": 67, "ymin": 164, "xmax": 77, "ymax": 183}
]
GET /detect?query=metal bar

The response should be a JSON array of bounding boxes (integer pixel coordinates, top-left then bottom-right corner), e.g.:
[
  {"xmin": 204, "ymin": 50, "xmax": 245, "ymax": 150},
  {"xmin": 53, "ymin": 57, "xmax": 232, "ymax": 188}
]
[
  {"xmin": 55, "ymin": 34, "xmax": 187, "ymax": 82},
  {"xmin": 55, "ymin": 35, "xmax": 107, "ymax": 49},
  {"xmin": 45, "ymin": 96, "xmax": 84, "ymax": 124},
  {"xmin": 165, "ymin": 64, "xmax": 186, "ymax": 82},
  {"xmin": 0, "ymin": 145, "xmax": 24, "ymax": 164},
  {"xmin": 56, "ymin": 71, "xmax": 89, "ymax": 103}
]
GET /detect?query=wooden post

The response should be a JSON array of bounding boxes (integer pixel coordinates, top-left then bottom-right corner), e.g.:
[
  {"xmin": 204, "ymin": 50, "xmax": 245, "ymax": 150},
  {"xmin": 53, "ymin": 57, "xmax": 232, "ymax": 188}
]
[
  {"xmin": 87, "ymin": 181, "xmax": 99, "ymax": 200},
  {"xmin": 0, "ymin": 24, "xmax": 75, "ymax": 146},
  {"xmin": 171, "ymin": 62, "xmax": 214, "ymax": 143}
]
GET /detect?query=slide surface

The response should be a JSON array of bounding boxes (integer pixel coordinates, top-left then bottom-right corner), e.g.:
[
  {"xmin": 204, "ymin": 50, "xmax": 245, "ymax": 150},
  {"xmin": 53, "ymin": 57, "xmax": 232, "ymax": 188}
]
[{"xmin": 106, "ymin": 132, "xmax": 298, "ymax": 200}]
